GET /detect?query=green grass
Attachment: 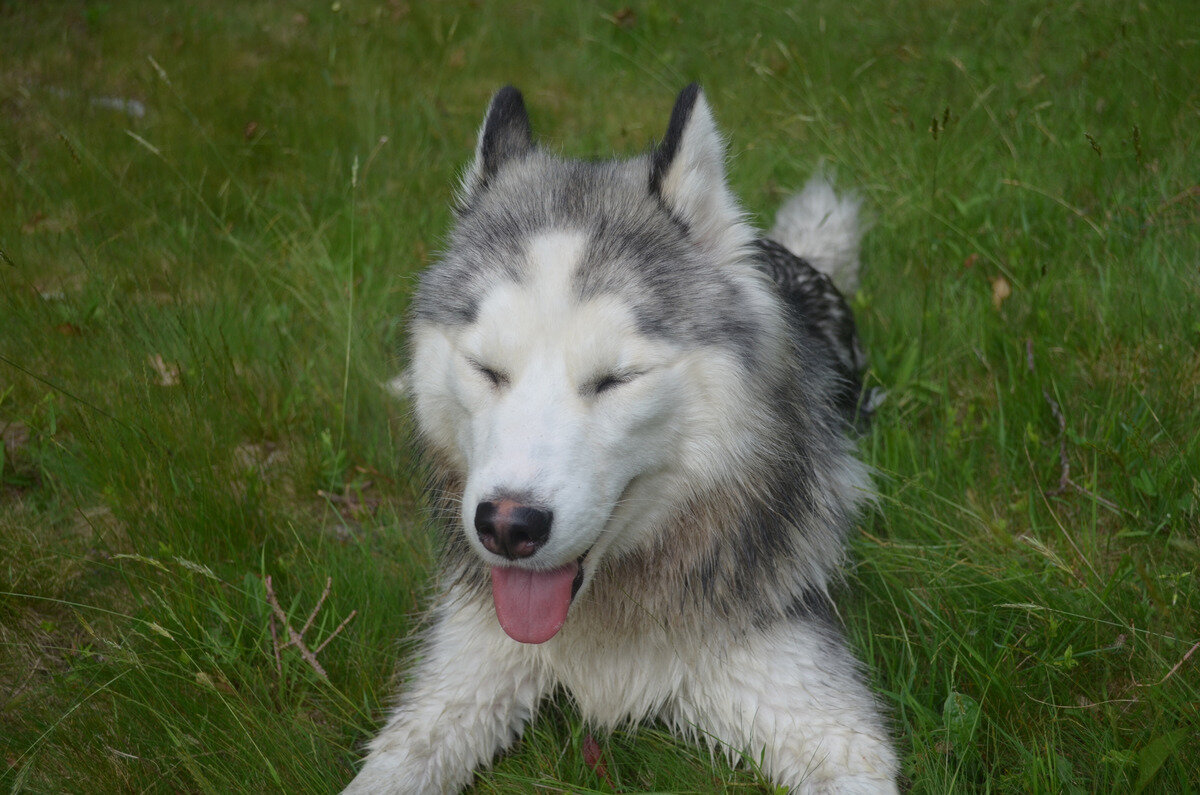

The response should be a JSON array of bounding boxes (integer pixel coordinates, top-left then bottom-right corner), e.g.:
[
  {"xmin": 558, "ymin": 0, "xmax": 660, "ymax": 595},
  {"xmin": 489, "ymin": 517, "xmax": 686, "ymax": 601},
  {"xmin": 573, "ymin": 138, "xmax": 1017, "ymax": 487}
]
[{"xmin": 1, "ymin": 1, "xmax": 1197, "ymax": 792}]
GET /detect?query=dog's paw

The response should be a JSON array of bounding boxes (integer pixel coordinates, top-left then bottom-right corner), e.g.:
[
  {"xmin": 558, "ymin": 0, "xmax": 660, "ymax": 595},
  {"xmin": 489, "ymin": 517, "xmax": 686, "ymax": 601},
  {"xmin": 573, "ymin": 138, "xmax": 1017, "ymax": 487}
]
[
  {"xmin": 802, "ymin": 774, "xmax": 899, "ymax": 795},
  {"xmin": 341, "ymin": 764, "xmax": 430, "ymax": 795}
]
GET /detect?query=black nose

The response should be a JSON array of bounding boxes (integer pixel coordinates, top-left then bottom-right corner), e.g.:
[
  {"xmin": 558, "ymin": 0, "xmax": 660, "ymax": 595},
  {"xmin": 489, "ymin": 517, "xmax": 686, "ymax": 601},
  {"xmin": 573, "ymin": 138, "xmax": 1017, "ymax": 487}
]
[{"xmin": 474, "ymin": 500, "xmax": 553, "ymax": 560}]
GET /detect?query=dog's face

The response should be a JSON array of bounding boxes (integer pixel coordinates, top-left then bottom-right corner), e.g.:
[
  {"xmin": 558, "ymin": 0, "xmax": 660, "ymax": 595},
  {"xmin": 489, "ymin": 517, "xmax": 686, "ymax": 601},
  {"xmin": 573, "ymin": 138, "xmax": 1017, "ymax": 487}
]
[
  {"xmin": 406, "ymin": 87, "xmax": 772, "ymax": 643},
  {"xmin": 409, "ymin": 231, "xmax": 690, "ymax": 641}
]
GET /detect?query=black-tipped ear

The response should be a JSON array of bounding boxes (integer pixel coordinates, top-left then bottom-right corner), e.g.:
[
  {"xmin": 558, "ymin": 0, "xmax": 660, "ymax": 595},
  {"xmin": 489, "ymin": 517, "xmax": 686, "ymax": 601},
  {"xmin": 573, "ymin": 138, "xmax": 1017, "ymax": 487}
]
[
  {"xmin": 646, "ymin": 85, "xmax": 751, "ymax": 259},
  {"xmin": 460, "ymin": 86, "xmax": 534, "ymax": 203},
  {"xmin": 477, "ymin": 87, "xmax": 533, "ymax": 182},
  {"xmin": 649, "ymin": 83, "xmax": 702, "ymax": 196}
]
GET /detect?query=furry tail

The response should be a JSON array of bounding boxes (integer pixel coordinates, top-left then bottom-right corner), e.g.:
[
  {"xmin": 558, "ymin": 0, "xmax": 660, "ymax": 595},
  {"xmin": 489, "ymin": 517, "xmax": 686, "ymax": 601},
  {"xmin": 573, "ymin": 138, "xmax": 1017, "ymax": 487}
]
[{"xmin": 768, "ymin": 176, "xmax": 863, "ymax": 295}]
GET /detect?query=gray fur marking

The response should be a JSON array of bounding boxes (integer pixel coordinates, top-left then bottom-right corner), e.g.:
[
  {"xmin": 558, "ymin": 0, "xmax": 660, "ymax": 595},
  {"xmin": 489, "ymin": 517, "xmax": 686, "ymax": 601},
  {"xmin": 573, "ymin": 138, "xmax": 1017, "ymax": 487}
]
[{"xmin": 417, "ymin": 153, "xmax": 766, "ymax": 367}]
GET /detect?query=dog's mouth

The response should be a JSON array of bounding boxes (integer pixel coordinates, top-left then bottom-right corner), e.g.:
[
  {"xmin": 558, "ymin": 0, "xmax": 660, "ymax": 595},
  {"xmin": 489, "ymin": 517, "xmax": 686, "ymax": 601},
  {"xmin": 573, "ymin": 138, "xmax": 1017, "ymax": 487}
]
[{"xmin": 490, "ymin": 551, "xmax": 589, "ymax": 645}]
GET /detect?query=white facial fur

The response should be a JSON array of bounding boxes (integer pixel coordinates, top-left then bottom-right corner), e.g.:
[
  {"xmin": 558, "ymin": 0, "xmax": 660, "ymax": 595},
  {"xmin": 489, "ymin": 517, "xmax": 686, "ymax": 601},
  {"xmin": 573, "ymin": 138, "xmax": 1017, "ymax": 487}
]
[{"xmin": 409, "ymin": 231, "xmax": 726, "ymax": 578}]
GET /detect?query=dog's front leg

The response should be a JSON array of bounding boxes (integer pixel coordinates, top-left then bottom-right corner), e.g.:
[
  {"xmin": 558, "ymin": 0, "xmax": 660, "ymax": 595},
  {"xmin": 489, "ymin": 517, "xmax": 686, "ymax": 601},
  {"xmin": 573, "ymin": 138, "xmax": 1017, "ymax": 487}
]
[
  {"xmin": 344, "ymin": 591, "xmax": 548, "ymax": 795},
  {"xmin": 675, "ymin": 620, "xmax": 898, "ymax": 794}
]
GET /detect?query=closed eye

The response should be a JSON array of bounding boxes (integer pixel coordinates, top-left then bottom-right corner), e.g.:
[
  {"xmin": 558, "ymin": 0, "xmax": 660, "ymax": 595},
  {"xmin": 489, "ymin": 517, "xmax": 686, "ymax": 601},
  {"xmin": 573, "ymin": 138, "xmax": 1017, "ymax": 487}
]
[
  {"xmin": 468, "ymin": 359, "xmax": 509, "ymax": 389},
  {"xmin": 590, "ymin": 371, "xmax": 640, "ymax": 395}
]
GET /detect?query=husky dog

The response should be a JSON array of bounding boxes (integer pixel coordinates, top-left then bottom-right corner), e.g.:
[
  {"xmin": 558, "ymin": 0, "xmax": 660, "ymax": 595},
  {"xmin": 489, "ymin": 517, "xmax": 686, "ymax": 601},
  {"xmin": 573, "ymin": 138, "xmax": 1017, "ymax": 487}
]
[{"xmin": 346, "ymin": 85, "xmax": 898, "ymax": 793}]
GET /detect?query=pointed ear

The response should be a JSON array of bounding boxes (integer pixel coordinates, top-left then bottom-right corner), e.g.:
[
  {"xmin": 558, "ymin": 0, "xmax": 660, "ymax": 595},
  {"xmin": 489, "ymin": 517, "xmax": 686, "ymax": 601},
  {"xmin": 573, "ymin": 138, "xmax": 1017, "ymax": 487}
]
[
  {"xmin": 649, "ymin": 85, "xmax": 747, "ymax": 257},
  {"xmin": 459, "ymin": 86, "xmax": 534, "ymax": 205}
]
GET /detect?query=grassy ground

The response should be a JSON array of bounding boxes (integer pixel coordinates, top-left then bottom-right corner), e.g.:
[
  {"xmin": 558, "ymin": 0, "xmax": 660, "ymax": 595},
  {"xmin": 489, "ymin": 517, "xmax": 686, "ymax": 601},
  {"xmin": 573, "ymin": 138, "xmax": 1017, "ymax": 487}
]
[{"xmin": 1, "ymin": 1, "xmax": 1197, "ymax": 792}]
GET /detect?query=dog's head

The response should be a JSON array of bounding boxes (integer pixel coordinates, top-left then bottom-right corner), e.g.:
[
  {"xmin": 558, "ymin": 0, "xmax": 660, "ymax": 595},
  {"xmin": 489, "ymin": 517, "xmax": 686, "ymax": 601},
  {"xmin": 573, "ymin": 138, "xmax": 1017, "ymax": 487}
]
[{"xmin": 405, "ymin": 86, "xmax": 781, "ymax": 643}]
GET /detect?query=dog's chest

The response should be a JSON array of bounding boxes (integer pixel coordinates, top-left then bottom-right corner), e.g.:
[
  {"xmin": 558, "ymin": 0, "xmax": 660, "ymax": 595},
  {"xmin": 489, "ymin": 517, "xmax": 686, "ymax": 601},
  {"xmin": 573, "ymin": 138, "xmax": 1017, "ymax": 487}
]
[{"xmin": 538, "ymin": 623, "xmax": 713, "ymax": 726}]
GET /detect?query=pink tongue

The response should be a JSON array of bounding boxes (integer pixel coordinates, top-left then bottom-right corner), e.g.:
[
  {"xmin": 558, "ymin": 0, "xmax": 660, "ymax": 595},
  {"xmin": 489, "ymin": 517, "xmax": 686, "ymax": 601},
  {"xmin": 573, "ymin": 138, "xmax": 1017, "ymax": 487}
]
[{"xmin": 490, "ymin": 563, "xmax": 579, "ymax": 644}]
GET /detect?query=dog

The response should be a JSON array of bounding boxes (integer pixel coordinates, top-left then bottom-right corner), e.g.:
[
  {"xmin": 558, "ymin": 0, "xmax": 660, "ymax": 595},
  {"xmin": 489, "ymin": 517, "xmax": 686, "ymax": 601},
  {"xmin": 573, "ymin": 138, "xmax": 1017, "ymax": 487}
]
[{"xmin": 345, "ymin": 85, "xmax": 898, "ymax": 794}]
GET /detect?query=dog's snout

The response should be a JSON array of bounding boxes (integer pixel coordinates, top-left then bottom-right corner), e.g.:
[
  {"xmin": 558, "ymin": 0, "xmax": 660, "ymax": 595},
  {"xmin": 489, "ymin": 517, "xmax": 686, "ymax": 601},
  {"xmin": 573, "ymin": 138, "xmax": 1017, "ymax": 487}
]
[{"xmin": 474, "ymin": 500, "xmax": 553, "ymax": 560}]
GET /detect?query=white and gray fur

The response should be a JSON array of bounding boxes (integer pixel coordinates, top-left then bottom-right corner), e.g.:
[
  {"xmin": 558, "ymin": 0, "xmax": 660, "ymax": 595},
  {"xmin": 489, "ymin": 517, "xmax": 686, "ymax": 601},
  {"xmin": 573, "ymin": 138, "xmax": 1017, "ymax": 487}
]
[{"xmin": 347, "ymin": 85, "xmax": 898, "ymax": 794}]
